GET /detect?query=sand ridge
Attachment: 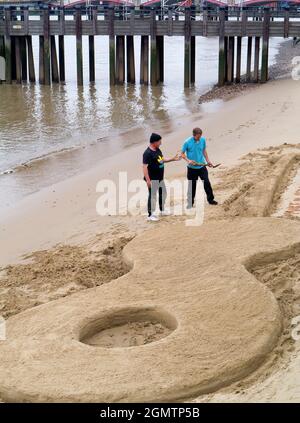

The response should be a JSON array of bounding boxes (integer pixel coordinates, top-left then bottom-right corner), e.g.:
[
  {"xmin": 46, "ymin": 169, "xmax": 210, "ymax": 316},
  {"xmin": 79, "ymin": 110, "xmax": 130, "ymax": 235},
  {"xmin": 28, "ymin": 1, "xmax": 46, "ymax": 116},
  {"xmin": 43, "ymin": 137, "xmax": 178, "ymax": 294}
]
[{"xmin": 0, "ymin": 236, "xmax": 132, "ymax": 319}]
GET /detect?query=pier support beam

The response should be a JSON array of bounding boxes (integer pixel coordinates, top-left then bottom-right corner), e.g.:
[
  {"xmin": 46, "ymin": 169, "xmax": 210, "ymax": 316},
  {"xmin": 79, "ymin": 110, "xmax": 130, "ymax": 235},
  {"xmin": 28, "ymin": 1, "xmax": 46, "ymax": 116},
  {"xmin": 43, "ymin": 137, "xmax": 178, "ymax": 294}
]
[
  {"xmin": 89, "ymin": 35, "xmax": 95, "ymax": 83},
  {"xmin": 108, "ymin": 8, "xmax": 116, "ymax": 85},
  {"xmin": 27, "ymin": 36, "xmax": 35, "ymax": 83},
  {"xmin": 235, "ymin": 36, "xmax": 242, "ymax": 83},
  {"xmin": 15, "ymin": 37, "xmax": 22, "ymax": 84},
  {"xmin": 20, "ymin": 37, "xmax": 27, "ymax": 82},
  {"xmin": 51, "ymin": 36, "xmax": 59, "ymax": 83},
  {"xmin": 43, "ymin": 9, "xmax": 51, "ymax": 85},
  {"xmin": 11, "ymin": 37, "xmax": 16, "ymax": 81},
  {"xmin": 4, "ymin": 35, "xmax": 12, "ymax": 84},
  {"xmin": 246, "ymin": 36, "xmax": 252, "ymax": 82},
  {"xmin": 157, "ymin": 35, "xmax": 164, "ymax": 83},
  {"xmin": 191, "ymin": 36, "xmax": 195, "ymax": 85},
  {"xmin": 58, "ymin": 35, "xmax": 65, "ymax": 83},
  {"xmin": 150, "ymin": 9, "xmax": 158, "ymax": 86},
  {"xmin": 0, "ymin": 35, "xmax": 4, "ymax": 61},
  {"xmin": 261, "ymin": 8, "xmax": 270, "ymax": 83},
  {"xmin": 39, "ymin": 36, "xmax": 45, "ymax": 84},
  {"xmin": 75, "ymin": 8, "xmax": 83, "ymax": 86},
  {"xmin": 254, "ymin": 36, "xmax": 260, "ymax": 82},
  {"xmin": 126, "ymin": 35, "xmax": 135, "ymax": 84},
  {"xmin": 227, "ymin": 36, "xmax": 235, "ymax": 83},
  {"xmin": 140, "ymin": 35, "xmax": 149, "ymax": 85},
  {"xmin": 116, "ymin": 35, "xmax": 125, "ymax": 84},
  {"xmin": 184, "ymin": 8, "xmax": 192, "ymax": 87},
  {"xmin": 4, "ymin": 9, "xmax": 12, "ymax": 83},
  {"xmin": 218, "ymin": 8, "xmax": 226, "ymax": 86},
  {"xmin": 58, "ymin": 9, "xmax": 65, "ymax": 83}
]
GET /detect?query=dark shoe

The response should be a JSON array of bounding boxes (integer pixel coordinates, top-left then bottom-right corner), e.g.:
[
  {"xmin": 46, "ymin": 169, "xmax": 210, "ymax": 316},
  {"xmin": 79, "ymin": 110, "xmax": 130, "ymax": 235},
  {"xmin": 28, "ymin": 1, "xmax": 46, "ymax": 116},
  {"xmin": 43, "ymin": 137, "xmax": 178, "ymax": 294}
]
[{"xmin": 209, "ymin": 200, "xmax": 218, "ymax": 205}]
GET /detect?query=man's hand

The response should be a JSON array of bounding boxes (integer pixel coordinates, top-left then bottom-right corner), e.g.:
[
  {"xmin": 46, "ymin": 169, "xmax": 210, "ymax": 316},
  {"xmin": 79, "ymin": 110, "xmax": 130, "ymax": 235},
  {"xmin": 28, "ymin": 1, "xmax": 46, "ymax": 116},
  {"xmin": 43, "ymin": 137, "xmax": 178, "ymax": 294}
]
[
  {"xmin": 173, "ymin": 152, "xmax": 182, "ymax": 161},
  {"xmin": 163, "ymin": 152, "xmax": 182, "ymax": 163},
  {"xmin": 143, "ymin": 164, "xmax": 151, "ymax": 188},
  {"xmin": 207, "ymin": 161, "xmax": 213, "ymax": 168}
]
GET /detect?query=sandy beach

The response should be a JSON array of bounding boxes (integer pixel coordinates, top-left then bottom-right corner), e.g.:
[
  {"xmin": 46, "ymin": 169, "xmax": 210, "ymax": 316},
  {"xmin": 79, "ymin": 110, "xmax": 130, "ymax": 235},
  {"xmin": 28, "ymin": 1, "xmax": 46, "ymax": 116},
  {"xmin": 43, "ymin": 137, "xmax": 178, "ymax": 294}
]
[{"xmin": 0, "ymin": 67, "xmax": 300, "ymax": 402}]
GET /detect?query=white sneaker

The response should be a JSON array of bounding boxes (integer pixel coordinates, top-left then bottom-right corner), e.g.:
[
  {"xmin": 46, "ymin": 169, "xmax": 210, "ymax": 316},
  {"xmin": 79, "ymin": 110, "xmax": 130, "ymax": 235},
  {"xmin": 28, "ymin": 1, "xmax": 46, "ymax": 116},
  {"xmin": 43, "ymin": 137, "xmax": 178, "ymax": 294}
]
[
  {"xmin": 147, "ymin": 214, "xmax": 159, "ymax": 222},
  {"xmin": 160, "ymin": 210, "xmax": 171, "ymax": 216}
]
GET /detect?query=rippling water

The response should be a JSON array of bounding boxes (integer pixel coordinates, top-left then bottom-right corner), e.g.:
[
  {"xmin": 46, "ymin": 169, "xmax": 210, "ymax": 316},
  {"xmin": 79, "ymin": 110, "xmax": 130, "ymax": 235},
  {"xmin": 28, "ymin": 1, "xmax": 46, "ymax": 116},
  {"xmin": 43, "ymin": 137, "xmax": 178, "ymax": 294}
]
[{"xmin": 0, "ymin": 35, "xmax": 282, "ymax": 210}]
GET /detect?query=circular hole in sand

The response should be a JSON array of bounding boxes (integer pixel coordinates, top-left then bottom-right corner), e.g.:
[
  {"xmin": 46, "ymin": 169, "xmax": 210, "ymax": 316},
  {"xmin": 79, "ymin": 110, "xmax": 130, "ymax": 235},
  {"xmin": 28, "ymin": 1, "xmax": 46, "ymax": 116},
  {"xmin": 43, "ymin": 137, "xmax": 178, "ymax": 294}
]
[{"xmin": 79, "ymin": 307, "xmax": 177, "ymax": 348}]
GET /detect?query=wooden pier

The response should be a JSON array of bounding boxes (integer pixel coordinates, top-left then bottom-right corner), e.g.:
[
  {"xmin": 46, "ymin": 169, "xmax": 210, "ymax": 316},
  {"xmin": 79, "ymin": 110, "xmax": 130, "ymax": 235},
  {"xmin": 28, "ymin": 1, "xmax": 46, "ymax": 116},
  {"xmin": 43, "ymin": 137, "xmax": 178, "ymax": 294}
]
[{"xmin": 0, "ymin": 5, "xmax": 299, "ymax": 87}]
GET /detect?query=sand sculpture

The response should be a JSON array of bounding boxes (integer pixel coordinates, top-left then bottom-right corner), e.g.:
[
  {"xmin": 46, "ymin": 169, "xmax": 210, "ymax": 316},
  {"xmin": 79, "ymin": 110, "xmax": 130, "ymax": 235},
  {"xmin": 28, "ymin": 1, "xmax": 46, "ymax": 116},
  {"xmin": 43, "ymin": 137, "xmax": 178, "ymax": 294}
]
[{"xmin": 0, "ymin": 152, "xmax": 299, "ymax": 402}]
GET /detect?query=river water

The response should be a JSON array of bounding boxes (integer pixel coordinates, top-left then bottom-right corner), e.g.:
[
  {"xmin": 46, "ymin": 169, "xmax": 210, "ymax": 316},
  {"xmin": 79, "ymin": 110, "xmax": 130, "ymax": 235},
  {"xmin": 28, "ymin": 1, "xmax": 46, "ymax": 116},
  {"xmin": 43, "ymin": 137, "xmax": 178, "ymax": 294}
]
[{"xmin": 0, "ymin": 35, "xmax": 282, "ymax": 211}]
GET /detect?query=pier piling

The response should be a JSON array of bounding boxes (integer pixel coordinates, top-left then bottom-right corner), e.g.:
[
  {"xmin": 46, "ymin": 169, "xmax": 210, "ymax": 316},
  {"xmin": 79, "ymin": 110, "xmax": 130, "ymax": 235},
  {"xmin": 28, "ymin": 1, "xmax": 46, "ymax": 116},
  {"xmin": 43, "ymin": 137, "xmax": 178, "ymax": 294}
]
[
  {"xmin": 246, "ymin": 36, "xmax": 252, "ymax": 82},
  {"xmin": 59, "ymin": 35, "xmax": 65, "ymax": 83},
  {"xmin": 75, "ymin": 8, "xmax": 83, "ymax": 86},
  {"xmin": 150, "ymin": 9, "xmax": 158, "ymax": 86},
  {"xmin": 218, "ymin": 8, "xmax": 226, "ymax": 86},
  {"xmin": 140, "ymin": 35, "xmax": 149, "ymax": 85},
  {"xmin": 261, "ymin": 8, "xmax": 270, "ymax": 83},
  {"xmin": 227, "ymin": 36, "xmax": 235, "ymax": 83},
  {"xmin": 116, "ymin": 35, "xmax": 125, "ymax": 84},
  {"xmin": 108, "ymin": 8, "xmax": 116, "ymax": 86},
  {"xmin": 157, "ymin": 35, "xmax": 164, "ymax": 83},
  {"xmin": 126, "ymin": 35, "xmax": 135, "ymax": 84},
  {"xmin": 39, "ymin": 36, "xmax": 45, "ymax": 84},
  {"xmin": 59, "ymin": 9, "xmax": 65, "ymax": 83},
  {"xmin": 4, "ymin": 8, "xmax": 12, "ymax": 83},
  {"xmin": 51, "ymin": 36, "xmax": 59, "ymax": 83},
  {"xmin": 43, "ymin": 8, "xmax": 51, "ymax": 86},
  {"xmin": 89, "ymin": 35, "xmax": 95, "ymax": 83},
  {"xmin": 191, "ymin": 36, "xmax": 195, "ymax": 85},
  {"xmin": 235, "ymin": 36, "xmax": 242, "ymax": 83},
  {"xmin": 184, "ymin": 8, "xmax": 192, "ymax": 88},
  {"xmin": 20, "ymin": 37, "xmax": 27, "ymax": 82},
  {"xmin": 0, "ymin": 35, "xmax": 4, "ymax": 58},
  {"xmin": 15, "ymin": 37, "xmax": 21, "ymax": 83},
  {"xmin": 254, "ymin": 36, "xmax": 260, "ymax": 82},
  {"xmin": 27, "ymin": 36, "xmax": 35, "ymax": 83}
]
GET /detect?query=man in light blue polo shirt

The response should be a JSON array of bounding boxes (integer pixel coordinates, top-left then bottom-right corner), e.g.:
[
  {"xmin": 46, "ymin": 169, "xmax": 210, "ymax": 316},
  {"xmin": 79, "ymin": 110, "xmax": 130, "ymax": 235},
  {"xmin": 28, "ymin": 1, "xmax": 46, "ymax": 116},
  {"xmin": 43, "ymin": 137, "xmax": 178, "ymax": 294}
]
[{"xmin": 181, "ymin": 127, "xmax": 217, "ymax": 208}]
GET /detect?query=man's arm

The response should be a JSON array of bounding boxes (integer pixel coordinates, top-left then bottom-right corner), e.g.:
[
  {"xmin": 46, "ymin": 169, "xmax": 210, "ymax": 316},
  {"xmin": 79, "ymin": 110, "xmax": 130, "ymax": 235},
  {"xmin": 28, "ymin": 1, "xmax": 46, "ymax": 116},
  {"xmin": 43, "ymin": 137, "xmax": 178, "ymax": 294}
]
[
  {"xmin": 181, "ymin": 151, "xmax": 196, "ymax": 166},
  {"xmin": 203, "ymin": 148, "xmax": 213, "ymax": 167},
  {"xmin": 143, "ymin": 164, "xmax": 151, "ymax": 188}
]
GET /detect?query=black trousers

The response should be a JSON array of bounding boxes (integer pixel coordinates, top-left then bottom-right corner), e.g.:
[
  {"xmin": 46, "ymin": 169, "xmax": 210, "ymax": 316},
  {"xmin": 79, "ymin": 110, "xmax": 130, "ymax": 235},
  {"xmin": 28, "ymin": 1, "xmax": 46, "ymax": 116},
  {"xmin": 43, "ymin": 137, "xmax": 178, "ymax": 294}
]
[
  {"xmin": 187, "ymin": 166, "xmax": 214, "ymax": 206},
  {"xmin": 147, "ymin": 179, "xmax": 166, "ymax": 216}
]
